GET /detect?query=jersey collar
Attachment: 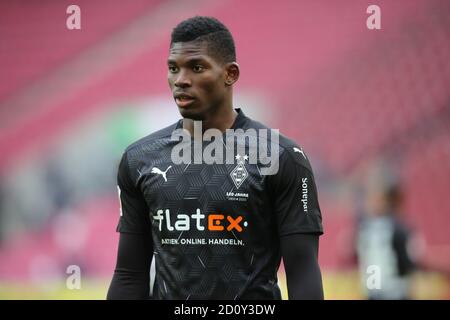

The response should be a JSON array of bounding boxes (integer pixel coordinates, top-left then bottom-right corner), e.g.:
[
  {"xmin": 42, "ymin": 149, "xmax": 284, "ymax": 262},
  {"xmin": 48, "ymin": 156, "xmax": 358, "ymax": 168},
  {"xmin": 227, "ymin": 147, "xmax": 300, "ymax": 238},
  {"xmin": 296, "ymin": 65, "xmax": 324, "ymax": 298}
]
[
  {"xmin": 175, "ymin": 108, "xmax": 248, "ymax": 131},
  {"xmin": 230, "ymin": 108, "xmax": 248, "ymax": 130}
]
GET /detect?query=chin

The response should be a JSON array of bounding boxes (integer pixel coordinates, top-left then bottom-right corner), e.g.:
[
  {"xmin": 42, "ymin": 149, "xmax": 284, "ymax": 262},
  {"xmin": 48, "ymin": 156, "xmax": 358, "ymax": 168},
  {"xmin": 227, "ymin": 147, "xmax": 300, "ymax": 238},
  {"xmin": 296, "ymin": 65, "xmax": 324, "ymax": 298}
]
[{"xmin": 178, "ymin": 107, "xmax": 205, "ymax": 121}]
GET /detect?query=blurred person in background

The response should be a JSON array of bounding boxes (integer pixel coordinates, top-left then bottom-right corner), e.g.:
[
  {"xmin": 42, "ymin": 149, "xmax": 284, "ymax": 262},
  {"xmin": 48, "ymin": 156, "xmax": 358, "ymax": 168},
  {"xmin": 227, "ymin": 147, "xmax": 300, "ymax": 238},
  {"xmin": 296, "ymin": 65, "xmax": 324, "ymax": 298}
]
[{"xmin": 356, "ymin": 162, "xmax": 417, "ymax": 300}]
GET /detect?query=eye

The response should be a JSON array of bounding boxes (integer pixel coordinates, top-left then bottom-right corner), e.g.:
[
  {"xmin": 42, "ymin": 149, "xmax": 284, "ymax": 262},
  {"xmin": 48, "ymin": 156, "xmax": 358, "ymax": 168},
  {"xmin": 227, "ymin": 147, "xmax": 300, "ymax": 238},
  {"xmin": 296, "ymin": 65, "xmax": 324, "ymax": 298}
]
[
  {"xmin": 168, "ymin": 65, "xmax": 178, "ymax": 73},
  {"xmin": 193, "ymin": 65, "xmax": 205, "ymax": 72}
]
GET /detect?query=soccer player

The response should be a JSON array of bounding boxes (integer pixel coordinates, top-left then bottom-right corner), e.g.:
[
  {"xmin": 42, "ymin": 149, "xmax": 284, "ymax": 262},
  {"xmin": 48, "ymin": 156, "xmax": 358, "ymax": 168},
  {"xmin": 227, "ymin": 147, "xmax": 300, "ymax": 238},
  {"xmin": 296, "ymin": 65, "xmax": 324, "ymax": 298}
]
[
  {"xmin": 356, "ymin": 169, "xmax": 416, "ymax": 300},
  {"xmin": 107, "ymin": 16, "xmax": 324, "ymax": 300}
]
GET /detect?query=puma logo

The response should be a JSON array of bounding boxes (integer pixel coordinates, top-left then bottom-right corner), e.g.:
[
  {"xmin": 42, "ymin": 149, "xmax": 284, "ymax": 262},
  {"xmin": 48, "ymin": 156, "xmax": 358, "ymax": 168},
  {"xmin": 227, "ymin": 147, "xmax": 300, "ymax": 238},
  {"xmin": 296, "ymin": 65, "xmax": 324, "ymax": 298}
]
[
  {"xmin": 293, "ymin": 147, "xmax": 306, "ymax": 159},
  {"xmin": 151, "ymin": 166, "xmax": 172, "ymax": 182}
]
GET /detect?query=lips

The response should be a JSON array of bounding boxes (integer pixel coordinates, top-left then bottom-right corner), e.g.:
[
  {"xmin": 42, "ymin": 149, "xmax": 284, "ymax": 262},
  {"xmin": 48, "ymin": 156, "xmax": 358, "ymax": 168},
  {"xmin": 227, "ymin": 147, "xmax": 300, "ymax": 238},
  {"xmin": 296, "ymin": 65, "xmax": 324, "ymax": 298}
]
[{"xmin": 174, "ymin": 92, "xmax": 195, "ymax": 108}]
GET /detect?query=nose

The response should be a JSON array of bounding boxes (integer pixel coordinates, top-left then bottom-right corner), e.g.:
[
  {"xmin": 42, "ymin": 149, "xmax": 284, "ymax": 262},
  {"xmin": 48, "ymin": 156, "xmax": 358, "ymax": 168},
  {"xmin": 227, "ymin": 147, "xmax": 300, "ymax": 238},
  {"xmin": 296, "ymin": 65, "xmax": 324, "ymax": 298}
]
[{"xmin": 174, "ymin": 70, "xmax": 191, "ymax": 88}]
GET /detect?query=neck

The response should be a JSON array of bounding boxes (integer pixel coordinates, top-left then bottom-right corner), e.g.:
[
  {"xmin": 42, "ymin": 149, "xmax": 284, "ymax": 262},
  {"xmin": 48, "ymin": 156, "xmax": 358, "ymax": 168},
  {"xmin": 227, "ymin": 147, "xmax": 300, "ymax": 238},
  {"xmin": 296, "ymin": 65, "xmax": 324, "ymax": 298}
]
[{"xmin": 183, "ymin": 105, "xmax": 238, "ymax": 135}]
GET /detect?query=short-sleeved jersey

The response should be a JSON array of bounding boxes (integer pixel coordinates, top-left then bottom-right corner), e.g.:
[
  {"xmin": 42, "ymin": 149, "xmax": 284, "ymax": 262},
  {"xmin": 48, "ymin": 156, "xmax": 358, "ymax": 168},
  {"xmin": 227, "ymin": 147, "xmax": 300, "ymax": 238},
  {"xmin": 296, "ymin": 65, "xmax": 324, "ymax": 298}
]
[{"xmin": 116, "ymin": 108, "xmax": 323, "ymax": 299}]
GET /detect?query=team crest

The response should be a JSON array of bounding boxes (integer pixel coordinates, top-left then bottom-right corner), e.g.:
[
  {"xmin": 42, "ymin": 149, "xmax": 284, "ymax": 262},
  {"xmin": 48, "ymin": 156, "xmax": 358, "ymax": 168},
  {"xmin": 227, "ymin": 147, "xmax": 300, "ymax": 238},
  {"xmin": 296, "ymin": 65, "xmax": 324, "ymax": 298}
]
[{"xmin": 231, "ymin": 154, "xmax": 248, "ymax": 189}]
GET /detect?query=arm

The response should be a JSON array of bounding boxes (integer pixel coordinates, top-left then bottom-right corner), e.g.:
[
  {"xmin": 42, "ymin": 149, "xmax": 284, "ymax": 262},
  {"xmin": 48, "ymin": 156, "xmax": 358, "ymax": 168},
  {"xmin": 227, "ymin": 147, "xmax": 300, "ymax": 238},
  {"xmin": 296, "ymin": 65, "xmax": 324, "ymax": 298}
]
[
  {"xmin": 107, "ymin": 232, "xmax": 153, "ymax": 299},
  {"xmin": 270, "ymin": 143, "xmax": 325, "ymax": 299},
  {"xmin": 107, "ymin": 152, "xmax": 153, "ymax": 299},
  {"xmin": 281, "ymin": 233, "xmax": 324, "ymax": 300},
  {"xmin": 392, "ymin": 222, "xmax": 416, "ymax": 276}
]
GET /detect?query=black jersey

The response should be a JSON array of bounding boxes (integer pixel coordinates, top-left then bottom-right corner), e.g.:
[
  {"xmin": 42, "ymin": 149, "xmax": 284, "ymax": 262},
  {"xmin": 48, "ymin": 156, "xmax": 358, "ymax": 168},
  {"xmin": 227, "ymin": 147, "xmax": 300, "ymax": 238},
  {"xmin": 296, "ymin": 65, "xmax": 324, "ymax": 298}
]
[{"xmin": 115, "ymin": 108, "xmax": 323, "ymax": 300}]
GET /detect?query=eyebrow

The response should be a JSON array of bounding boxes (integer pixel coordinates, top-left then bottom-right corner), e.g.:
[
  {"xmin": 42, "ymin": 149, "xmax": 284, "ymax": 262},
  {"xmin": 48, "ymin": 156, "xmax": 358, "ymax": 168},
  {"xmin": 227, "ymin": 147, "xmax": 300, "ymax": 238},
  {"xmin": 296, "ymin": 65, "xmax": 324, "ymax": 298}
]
[{"xmin": 167, "ymin": 57, "xmax": 208, "ymax": 65}]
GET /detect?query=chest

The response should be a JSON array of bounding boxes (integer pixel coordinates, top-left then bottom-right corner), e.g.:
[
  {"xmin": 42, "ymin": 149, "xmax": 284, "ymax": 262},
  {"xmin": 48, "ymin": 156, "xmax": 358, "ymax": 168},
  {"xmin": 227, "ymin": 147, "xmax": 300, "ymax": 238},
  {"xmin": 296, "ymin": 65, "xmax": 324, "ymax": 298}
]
[{"xmin": 139, "ymin": 161, "xmax": 267, "ymax": 208}]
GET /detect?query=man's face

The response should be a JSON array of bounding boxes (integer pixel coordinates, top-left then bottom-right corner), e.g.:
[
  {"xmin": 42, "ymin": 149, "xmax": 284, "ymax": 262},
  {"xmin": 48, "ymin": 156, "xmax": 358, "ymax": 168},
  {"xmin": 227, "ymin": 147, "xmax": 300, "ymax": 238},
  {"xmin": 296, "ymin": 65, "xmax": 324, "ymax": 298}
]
[{"xmin": 168, "ymin": 41, "xmax": 227, "ymax": 120}]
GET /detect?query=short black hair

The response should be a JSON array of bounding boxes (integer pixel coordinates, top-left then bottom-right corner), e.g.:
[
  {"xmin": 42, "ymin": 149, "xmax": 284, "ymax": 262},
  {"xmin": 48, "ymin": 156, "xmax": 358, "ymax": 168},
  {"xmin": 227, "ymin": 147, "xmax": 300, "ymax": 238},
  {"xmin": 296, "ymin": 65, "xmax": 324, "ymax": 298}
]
[{"xmin": 170, "ymin": 16, "xmax": 236, "ymax": 63}]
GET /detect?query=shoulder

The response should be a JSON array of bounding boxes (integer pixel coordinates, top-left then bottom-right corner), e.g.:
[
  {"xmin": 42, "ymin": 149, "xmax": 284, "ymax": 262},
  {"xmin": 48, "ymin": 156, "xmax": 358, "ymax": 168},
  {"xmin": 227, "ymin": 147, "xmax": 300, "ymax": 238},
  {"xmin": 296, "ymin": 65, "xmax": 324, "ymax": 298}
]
[
  {"xmin": 243, "ymin": 114, "xmax": 314, "ymax": 174},
  {"xmin": 277, "ymin": 134, "xmax": 314, "ymax": 174},
  {"xmin": 392, "ymin": 218, "xmax": 412, "ymax": 239},
  {"xmin": 119, "ymin": 121, "xmax": 179, "ymax": 179}
]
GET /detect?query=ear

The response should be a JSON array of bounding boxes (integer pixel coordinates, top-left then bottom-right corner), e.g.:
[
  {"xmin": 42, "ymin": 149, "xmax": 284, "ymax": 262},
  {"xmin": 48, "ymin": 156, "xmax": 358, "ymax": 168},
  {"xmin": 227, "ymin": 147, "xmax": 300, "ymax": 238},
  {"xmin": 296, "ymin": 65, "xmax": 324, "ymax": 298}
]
[{"xmin": 224, "ymin": 62, "xmax": 240, "ymax": 86}]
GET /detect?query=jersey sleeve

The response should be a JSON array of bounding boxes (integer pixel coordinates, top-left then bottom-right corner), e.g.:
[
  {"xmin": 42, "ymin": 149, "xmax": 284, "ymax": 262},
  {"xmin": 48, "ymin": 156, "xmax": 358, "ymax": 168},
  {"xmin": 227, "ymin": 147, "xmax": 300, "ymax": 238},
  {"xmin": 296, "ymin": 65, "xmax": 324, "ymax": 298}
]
[
  {"xmin": 270, "ymin": 146, "xmax": 324, "ymax": 236},
  {"xmin": 115, "ymin": 151, "xmax": 151, "ymax": 234}
]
